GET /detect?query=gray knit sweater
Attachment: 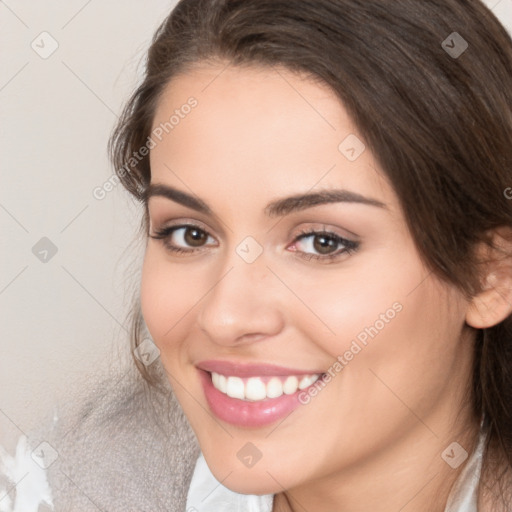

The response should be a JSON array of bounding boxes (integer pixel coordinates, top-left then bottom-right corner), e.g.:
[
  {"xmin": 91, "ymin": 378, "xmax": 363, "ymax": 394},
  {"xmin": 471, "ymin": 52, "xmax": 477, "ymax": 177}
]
[{"xmin": 27, "ymin": 362, "xmax": 199, "ymax": 511}]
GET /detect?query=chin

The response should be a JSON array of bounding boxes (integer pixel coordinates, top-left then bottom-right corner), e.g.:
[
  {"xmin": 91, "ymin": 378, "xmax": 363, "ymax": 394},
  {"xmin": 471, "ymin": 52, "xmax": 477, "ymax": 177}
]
[
  {"xmin": 203, "ymin": 450, "xmax": 302, "ymax": 495},
  {"xmin": 217, "ymin": 469, "xmax": 286, "ymax": 496}
]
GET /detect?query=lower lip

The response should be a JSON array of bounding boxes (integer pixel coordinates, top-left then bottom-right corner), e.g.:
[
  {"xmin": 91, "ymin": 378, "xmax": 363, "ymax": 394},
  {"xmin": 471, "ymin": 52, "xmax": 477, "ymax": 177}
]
[{"xmin": 199, "ymin": 370, "xmax": 311, "ymax": 428}]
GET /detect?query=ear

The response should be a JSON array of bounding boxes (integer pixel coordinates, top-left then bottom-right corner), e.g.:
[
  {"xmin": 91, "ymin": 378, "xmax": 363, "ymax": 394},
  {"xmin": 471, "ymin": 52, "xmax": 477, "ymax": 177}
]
[{"xmin": 466, "ymin": 228, "xmax": 512, "ymax": 329}]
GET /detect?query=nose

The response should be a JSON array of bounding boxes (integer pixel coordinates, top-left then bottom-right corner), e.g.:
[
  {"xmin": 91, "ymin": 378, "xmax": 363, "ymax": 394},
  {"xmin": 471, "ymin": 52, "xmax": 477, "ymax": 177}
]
[{"xmin": 196, "ymin": 257, "xmax": 285, "ymax": 347}]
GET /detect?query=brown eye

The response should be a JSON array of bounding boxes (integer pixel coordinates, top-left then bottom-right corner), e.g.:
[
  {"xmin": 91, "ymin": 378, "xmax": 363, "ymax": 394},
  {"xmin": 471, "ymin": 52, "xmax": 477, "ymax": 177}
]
[
  {"xmin": 313, "ymin": 234, "xmax": 339, "ymax": 255},
  {"xmin": 184, "ymin": 227, "xmax": 208, "ymax": 247},
  {"xmin": 149, "ymin": 224, "xmax": 216, "ymax": 254},
  {"xmin": 292, "ymin": 230, "xmax": 359, "ymax": 262}
]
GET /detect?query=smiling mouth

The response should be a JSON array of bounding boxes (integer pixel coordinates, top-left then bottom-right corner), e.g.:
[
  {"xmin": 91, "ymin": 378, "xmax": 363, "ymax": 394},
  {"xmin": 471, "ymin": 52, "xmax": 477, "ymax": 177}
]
[
  {"xmin": 198, "ymin": 365, "xmax": 326, "ymax": 427},
  {"xmin": 210, "ymin": 372, "xmax": 322, "ymax": 401}
]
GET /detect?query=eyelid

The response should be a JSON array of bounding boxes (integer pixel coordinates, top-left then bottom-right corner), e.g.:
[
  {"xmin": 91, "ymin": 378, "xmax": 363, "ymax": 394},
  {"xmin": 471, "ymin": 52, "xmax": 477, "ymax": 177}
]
[
  {"xmin": 149, "ymin": 217, "xmax": 216, "ymax": 237},
  {"xmin": 288, "ymin": 222, "xmax": 360, "ymax": 243},
  {"xmin": 289, "ymin": 227, "xmax": 358, "ymax": 254},
  {"xmin": 147, "ymin": 201, "xmax": 229, "ymax": 236},
  {"xmin": 150, "ymin": 224, "xmax": 218, "ymax": 246}
]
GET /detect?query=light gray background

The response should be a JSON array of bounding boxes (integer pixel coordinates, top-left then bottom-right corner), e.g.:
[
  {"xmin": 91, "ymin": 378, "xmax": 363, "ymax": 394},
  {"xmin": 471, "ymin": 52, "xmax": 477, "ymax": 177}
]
[
  {"xmin": 1, "ymin": 0, "xmax": 511, "ymax": 451},
  {"xmin": 0, "ymin": 0, "xmax": 179, "ymax": 450}
]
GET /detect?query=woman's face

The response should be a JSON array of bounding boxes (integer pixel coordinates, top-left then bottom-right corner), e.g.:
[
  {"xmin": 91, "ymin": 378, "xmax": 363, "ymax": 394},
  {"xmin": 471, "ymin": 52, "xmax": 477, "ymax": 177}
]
[{"xmin": 141, "ymin": 64, "xmax": 474, "ymax": 496}]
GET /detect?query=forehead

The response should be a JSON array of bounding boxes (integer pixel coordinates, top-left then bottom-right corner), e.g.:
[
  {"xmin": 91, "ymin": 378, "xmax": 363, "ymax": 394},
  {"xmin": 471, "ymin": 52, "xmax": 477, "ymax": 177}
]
[{"xmin": 149, "ymin": 64, "xmax": 397, "ymax": 213}]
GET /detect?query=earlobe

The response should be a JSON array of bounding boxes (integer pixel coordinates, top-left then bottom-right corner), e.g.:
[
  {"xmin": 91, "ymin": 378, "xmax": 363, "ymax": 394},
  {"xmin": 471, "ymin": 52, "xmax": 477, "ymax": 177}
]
[
  {"xmin": 466, "ymin": 271, "xmax": 512, "ymax": 328},
  {"xmin": 466, "ymin": 231, "xmax": 512, "ymax": 329}
]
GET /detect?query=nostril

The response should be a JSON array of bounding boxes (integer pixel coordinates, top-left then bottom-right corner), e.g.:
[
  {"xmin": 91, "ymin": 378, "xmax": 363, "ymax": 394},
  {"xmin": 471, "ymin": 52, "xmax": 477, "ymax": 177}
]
[{"xmin": 236, "ymin": 332, "xmax": 266, "ymax": 343}]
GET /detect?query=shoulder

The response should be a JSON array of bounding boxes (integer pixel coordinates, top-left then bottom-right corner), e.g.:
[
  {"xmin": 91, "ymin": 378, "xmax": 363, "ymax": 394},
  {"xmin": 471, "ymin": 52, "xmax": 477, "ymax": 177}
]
[{"xmin": 28, "ymin": 364, "xmax": 199, "ymax": 512}]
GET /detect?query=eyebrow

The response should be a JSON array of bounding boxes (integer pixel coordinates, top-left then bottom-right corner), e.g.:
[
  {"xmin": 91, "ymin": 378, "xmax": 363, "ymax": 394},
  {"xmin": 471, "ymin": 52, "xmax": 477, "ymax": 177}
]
[{"xmin": 145, "ymin": 183, "xmax": 386, "ymax": 217}]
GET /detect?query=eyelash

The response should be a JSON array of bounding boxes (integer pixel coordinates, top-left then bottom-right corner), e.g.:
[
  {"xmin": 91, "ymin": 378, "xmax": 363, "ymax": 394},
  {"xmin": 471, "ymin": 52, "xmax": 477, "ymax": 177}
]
[
  {"xmin": 292, "ymin": 228, "xmax": 359, "ymax": 262},
  {"xmin": 149, "ymin": 224, "xmax": 359, "ymax": 262}
]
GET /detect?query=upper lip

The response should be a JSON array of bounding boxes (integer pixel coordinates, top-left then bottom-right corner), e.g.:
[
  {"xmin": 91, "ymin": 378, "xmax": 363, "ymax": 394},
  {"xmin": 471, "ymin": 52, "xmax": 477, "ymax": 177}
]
[{"xmin": 196, "ymin": 360, "xmax": 324, "ymax": 377}]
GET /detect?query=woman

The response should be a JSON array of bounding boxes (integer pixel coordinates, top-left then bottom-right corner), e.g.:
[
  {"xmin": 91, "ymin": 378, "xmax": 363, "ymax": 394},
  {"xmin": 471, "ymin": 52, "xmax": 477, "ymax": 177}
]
[{"xmin": 19, "ymin": 0, "xmax": 512, "ymax": 510}]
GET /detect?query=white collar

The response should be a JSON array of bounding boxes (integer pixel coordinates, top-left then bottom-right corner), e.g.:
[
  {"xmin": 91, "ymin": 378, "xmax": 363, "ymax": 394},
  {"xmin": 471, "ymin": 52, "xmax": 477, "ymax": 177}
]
[
  {"xmin": 444, "ymin": 421, "xmax": 487, "ymax": 512},
  {"xmin": 185, "ymin": 453, "xmax": 273, "ymax": 512}
]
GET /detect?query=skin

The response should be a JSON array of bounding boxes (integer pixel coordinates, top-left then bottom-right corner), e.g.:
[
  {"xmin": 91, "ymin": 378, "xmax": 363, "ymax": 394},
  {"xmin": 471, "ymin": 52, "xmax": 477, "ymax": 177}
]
[{"xmin": 140, "ymin": 63, "xmax": 510, "ymax": 511}]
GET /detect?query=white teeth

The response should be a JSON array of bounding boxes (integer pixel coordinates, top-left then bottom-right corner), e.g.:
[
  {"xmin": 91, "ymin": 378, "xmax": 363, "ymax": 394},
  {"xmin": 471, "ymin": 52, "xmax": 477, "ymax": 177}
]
[
  {"xmin": 266, "ymin": 377, "xmax": 284, "ymax": 398},
  {"xmin": 210, "ymin": 372, "xmax": 321, "ymax": 401},
  {"xmin": 298, "ymin": 374, "xmax": 320, "ymax": 390},
  {"xmin": 218, "ymin": 374, "xmax": 227, "ymax": 393},
  {"xmin": 212, "ymin": 371, "xmax": 220, "ymax": 389},
  {"xmin": 245, "ymin": 377, "xmax": 267, "ymax": 401},
  {"xmin": 283, "ymin": 376, "xmax": 299, "ymax": 395},
  {"xmin": 226, "ymin": 376, "xmax": 245, "ymax": 399}
]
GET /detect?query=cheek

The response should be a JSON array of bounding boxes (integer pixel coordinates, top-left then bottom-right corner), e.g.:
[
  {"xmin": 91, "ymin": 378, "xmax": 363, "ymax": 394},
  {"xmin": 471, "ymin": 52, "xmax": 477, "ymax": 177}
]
[
  {"xmin": 288, "ymin": 253, "xmax": 412, "ymax": 360},
  {"xmin": 140, "ymin": 248, "xmax": 203, "ymax": 351},
  {"xmin": 326, "ymin": 272, "xmax": 465, "ymax": 414},
  {"xmin": 301, "ymin": 252, "xmax": 460, "ymax": 392}
]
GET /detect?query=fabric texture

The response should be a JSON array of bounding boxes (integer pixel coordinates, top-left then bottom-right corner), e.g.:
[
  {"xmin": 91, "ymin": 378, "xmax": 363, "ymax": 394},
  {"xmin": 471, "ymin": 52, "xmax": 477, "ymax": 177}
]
[{"xmin": 26, "ymin": 362, "xmax": 199, "ymax": 512}]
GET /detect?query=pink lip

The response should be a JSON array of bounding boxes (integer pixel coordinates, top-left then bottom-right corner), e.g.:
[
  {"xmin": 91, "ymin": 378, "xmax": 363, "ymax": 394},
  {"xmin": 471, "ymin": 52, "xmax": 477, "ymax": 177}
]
[
  {"xmin": 197, "ymin": 359, "xmax": 322, "ymax": 377},
  {"xmin": 198, "ymin": 369, "xmax": 310, "ymax": 428},
  {"xmin": 197, "ymin": 360, "xmax": 325, "ymax": 428}
]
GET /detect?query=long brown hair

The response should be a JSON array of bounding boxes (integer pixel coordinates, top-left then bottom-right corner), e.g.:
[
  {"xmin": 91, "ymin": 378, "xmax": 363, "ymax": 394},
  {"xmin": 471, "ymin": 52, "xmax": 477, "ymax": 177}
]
[{"xmin": 109, "ymin": 0, "xmax": 512, "ymax": 504}]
